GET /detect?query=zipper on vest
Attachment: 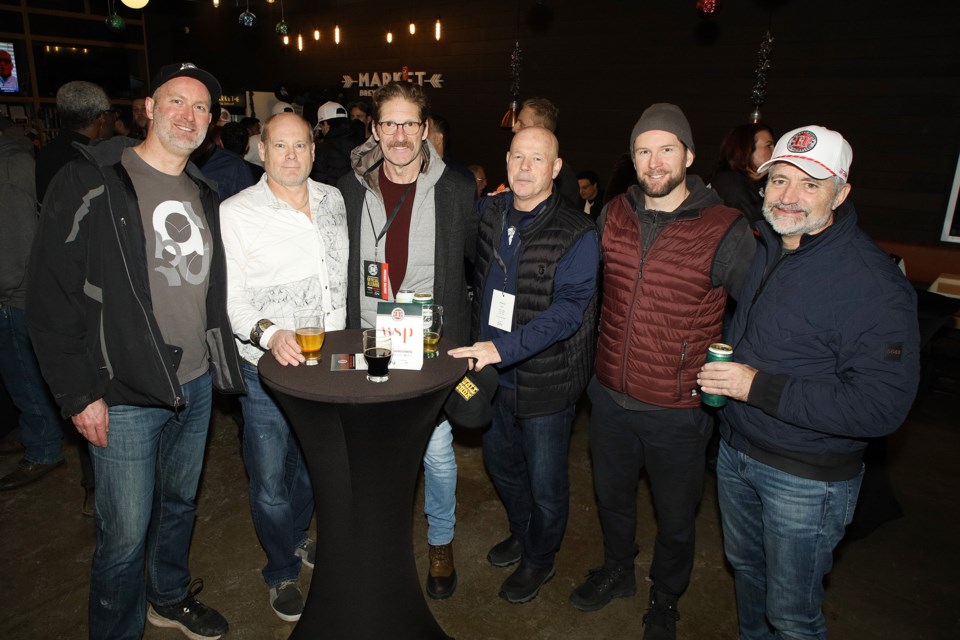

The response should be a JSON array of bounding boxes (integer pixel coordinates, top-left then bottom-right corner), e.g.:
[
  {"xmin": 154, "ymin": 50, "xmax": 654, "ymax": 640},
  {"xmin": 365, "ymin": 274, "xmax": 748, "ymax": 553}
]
[{"xmin": 676, "ymin": 340, "xmax": 687, "ymax": 398}]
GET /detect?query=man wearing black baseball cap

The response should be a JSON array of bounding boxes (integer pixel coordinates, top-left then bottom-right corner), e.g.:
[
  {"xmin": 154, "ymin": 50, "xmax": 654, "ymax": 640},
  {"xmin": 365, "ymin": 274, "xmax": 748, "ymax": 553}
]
[{"xmin": 28, "ymin": 63, "xmax": 244, "ymax": 640}]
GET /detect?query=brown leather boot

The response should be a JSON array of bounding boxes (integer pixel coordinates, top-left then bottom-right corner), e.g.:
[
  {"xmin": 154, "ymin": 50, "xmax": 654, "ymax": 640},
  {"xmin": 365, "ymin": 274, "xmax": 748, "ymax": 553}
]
[{"xmin": 426, "ymin": 543, "xmax": 458, "ymax": 600}]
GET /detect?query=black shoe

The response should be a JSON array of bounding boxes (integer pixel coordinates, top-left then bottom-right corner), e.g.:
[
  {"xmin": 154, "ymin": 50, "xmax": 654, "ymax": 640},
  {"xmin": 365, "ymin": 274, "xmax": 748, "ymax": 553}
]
[
  {"xmin": 499, "ymin": 563, "xmax": 555, "ymax": 604},
  {"xmin": 642, "ymin": 587, "xmax": 679, "ymax": 640},
  {"xmin": 0, "ymin": 458, "xmax": 63, "ymax": 491},
  {"xmin": 147, "ymin": 578, "xmax": 229, "ymax": 639},
  {"xmin": 426, "ymin": 543, "xmax": 458, "ymax": 600},
  {"xmin": 569, "ymin": 565, "xmax": 637, "ymax": 611},
  {"xmin": 486, "ymin": 535, "xmax": 522, "ymax": 567}
]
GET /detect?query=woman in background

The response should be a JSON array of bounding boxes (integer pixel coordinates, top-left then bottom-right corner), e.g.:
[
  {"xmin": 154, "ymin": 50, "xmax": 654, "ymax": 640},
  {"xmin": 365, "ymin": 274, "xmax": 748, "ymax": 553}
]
[{"xmin": 710, "ymin": 123, "xmax": 774, "ymax": 228}]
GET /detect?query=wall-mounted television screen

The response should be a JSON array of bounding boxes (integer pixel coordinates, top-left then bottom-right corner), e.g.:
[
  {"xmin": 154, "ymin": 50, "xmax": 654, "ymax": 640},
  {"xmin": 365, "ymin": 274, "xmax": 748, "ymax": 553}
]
[{"xmin": 0, "ymin": 43, "xmax": 20, "ymax": 94}]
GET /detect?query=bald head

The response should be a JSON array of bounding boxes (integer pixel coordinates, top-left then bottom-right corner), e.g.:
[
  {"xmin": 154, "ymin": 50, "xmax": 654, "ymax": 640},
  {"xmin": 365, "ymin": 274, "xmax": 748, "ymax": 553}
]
[{"xmin": 506, "ymin": 126, "xmax": 562, "ymax": 211}]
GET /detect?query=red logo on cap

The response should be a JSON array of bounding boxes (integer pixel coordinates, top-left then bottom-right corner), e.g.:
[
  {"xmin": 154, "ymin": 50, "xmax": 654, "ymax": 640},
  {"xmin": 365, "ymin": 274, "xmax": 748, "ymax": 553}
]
[{"xmin": 787, "ymin": 131, "xmax": 817, "ymax": 153}]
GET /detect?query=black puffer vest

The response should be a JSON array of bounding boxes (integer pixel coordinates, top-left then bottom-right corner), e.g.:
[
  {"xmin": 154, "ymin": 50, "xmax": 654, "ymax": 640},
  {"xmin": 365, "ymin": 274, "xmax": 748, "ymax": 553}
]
[{"xmin": 473, "ymin": 193, "xmax": 597, "ymax": 417}]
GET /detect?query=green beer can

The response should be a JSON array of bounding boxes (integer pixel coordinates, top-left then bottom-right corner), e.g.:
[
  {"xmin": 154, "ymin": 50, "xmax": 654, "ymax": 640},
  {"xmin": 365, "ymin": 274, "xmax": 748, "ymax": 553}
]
[{"xmin": 701, "ymin": 342, "xmax": 733, "ymax": 407}]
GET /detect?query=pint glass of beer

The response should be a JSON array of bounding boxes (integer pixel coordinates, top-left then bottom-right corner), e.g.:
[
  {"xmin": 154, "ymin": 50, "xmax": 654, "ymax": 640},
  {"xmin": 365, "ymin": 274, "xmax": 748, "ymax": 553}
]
[
  {"xmin": 423, "ymin": 304, "xmax": 443, "ymax": 359},
  {"xmin": 294, "ymin": 310, "xmax": 325, "ymax": 366},
  {"xmin": 363, "ymin": 329, "xmax": 393, "ymax": 383}
]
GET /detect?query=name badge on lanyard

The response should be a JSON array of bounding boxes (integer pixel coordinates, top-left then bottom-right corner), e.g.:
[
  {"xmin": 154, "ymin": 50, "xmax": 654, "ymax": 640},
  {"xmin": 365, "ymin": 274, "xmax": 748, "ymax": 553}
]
[
  {"xmin": 488, "ymin": 289, "xmax": 514, "ymax": 332},
  {"xmin": 364, "ymin": 260, "xmax": 390, "ymax": 300}
]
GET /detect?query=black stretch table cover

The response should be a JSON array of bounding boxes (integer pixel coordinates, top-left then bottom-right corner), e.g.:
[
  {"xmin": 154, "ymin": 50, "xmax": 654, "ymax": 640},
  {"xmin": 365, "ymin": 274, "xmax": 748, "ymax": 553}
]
[{"xmin": 259, "ymin": 329, "xmax": 466, "ymax": 640}]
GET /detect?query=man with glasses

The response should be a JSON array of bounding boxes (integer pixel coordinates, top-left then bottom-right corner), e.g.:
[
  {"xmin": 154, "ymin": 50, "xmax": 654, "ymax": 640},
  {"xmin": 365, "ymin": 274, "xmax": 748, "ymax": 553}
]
[{"xmin": 338, "ymin": 80, "xmax": 476, "ymax": 601}]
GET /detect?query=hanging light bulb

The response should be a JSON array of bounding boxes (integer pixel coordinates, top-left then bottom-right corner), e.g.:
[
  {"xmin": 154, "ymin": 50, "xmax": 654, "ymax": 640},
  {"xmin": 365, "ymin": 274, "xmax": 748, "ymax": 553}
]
[
  {"xmin": 386, "ymin": 31, "xmax": 393, "ymax": 44},
  {"xmin": 409, "ymin": 21, "xmax": 416, "ymax": 35},
  {"xmin": 297, "ymin": 33, "xmax": 303, "ymax": 51},
  {"xmin": 314, "ymin": 29, "xmax": 320, "ymax": 41},
  {"xmin": 334, "ymin": 24, "xmax": 340, "ymax": 44},
  {"xmin": 435, "ymin": 18, "xmax": 441, "ymax": 41},
  {"xmin": 212, "ymin": 0, "xmax": 219, "ymax": 8},
  {"xmin": 283, "ymin": 34, "xmax": 289, "ymax": 45},
  {"xmin": 266, "ymin": 0, "xmax": 276, "ymax": 3},
  {"xmin": 121, "ymin": 0, "xmax": 149, "ymax": 8}
]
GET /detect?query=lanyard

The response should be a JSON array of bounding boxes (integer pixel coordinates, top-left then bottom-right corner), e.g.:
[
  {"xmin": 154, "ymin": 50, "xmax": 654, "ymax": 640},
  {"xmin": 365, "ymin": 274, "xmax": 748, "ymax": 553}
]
[{"xmin": 366, "ymin": 182, "xmax": 415, "ymax": 254}]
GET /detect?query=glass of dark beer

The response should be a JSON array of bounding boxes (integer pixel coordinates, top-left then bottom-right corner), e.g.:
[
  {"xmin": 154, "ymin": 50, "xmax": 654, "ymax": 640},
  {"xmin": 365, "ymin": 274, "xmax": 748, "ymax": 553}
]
[{"xmin": 362, "ymin": 329, "xmax": 392, "ymax": 383}]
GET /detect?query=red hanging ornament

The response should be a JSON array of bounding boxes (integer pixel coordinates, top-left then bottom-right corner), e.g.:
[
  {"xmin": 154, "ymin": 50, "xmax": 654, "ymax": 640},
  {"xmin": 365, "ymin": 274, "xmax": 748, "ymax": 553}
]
[{"xmin": 696, "ymin": 0, "xmax": 720, "ymax": 15}]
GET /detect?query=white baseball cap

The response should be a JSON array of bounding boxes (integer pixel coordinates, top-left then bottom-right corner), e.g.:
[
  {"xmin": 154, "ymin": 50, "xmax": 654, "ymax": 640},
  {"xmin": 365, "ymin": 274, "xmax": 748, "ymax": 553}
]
[
  {"xmin": 316, "ymin": 101, "xmax": 347, "ymax": 123},
  {"xmin": 758, "ymin": 125, "xmax": 852, "ymax": 181},
  {"xmin": 217, "ymin": 109, "xmax": 232, "ymax": 125},
  {"xmin": 271, "ymin": 101, "xmax": 295, "ymax": 115}
]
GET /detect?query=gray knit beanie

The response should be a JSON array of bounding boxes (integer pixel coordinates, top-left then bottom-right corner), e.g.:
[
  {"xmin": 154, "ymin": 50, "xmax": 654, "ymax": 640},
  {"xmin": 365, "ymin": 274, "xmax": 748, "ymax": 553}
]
[{"xmin": 629, "ymin": 103, "xmax": 695, "ymax": 154}]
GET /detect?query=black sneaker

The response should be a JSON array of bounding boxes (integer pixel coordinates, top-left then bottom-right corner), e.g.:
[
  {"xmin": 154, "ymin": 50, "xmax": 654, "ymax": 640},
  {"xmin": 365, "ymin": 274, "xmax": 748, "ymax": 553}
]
[
  {"xmin": 569, "ymin": 565, "xmax": 637, "ymax": 611},
  {"xmin": 269, "ymin": 580, "xmax": 304, "ymax": 622},
  {"xmin": 642, "ymin": 587, "xmax": 680, "ymax": 640},
  {"xmin": 147, "ymin": 578, "xmax": 229, "ymax": 640},
  {"xmin": 486, "ymin": 535, "xmax": 522, "ymax": 567},
  {"xmin": 295, "ymin": 538, "xmax": 315, "ymax": 570}
]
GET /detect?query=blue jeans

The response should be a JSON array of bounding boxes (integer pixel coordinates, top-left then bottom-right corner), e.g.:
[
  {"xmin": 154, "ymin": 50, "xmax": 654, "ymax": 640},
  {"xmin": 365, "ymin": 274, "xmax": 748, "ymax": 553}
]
[
  {"xmin": 423, "ymin": 419, "xmax": 457, "ymax": 546},
  {"xmin": 87, "ymin": 372, "xmax": 213, "ymax": 640},
  {"xmin": 240, "ymin": 361, "xmax": 314, "ymax": 586},
  {"xmin": 717, "ymin": 440, "xmax": 863, "ymax": 640},
  {"xmin": 483, "ymin": 387, "xmax": 575, "ymax": 568},
  {"xmin": 0, "ymin": 304, "xmax": 63, "ymax": 464}
]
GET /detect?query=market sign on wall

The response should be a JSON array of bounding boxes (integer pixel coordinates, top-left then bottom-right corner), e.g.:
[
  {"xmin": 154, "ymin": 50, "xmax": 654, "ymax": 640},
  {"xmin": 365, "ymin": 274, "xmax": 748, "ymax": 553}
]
[{"xmin": 342, "ymin": 70, "xmax": 444, "ymax": 96}]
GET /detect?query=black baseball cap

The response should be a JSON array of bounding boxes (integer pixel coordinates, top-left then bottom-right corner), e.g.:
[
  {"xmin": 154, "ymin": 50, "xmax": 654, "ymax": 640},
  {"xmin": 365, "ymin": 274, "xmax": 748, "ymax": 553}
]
[
  {"xmin": 443, "ymin": 365, "xmax": 498, "ymax": 430},
  {"xmin": 152, "ymin": 62, "xmax": 222, "ymax": 104}
]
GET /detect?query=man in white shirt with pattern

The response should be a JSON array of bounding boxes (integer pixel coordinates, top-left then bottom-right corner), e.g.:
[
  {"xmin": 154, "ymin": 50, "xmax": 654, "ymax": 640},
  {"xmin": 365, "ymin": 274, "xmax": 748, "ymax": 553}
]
[{"xmin": 220, "ymin": 112, "xmax": 348, "ymax": 621}]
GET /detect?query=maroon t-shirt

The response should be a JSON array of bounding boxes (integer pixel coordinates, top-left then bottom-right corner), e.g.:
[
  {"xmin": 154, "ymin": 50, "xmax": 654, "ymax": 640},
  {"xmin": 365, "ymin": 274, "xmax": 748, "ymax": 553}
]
[{"xmin": 379, "ymin": 166, "xmax": 417, "ymax": 298}]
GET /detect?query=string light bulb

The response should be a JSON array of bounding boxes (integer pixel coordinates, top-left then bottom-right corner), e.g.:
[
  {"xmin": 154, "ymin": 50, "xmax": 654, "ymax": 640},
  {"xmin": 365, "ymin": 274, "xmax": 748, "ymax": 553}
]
[
  {"xmin": 435, "ymin": 18, "xmax": 441, "ymax": 41},
  {"xmin": 409, "ymin": 22, "xmax": 416, "ymax": 35},
  {"xmin": 212, "ymin": 0, "xmax": 219, "ymax": 7},
  {"xmin": 334, "ymin": 24, "xmax": 340, "ymax": 44},
  {"xmin": 314, "ymin": 29, "xmax": 320, "ymax": 41},
  {"xmin": 386, "ymin": 31, "xmax": 393, "ymax": 44},
  {"xmin": 282, "ymin": 34, "xmax": 289, "ymax": 45},
  {"xmin": 121, "ymin": 0, "xmax": 149, "ymax": 8}
]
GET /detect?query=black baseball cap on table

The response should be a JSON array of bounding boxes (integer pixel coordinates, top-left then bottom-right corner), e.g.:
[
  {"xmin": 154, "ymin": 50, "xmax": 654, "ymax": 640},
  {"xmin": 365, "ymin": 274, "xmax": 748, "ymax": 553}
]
[
  {"xmin": 152, "ymin": 62, "xmax": 222, "ymax": 104},
  {"xmin": 443, "ymin": 365, "xmax": 499, "ymax": 430}
]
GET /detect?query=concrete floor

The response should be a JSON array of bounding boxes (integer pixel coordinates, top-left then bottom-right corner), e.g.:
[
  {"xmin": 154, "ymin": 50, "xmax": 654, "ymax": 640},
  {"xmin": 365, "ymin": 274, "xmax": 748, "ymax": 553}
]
[{"xmin": 0, "ymin": 387, "xmax": 957, "ymax": 640}]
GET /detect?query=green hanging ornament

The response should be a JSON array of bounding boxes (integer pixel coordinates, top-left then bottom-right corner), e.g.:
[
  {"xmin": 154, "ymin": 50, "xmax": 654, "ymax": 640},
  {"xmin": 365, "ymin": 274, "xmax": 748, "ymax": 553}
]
[
  {"xmin": 276, "ymin": 21, "xmax": 289, "ymax": 35},
  {"xmin": 105, "ymin": 13, "xmax": 125, "ymax": 32}
]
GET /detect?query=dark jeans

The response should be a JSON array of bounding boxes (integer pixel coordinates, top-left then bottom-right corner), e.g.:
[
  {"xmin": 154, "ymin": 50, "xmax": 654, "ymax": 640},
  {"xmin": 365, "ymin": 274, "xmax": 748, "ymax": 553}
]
[
  {"xmin": 483, "ymin": 387, "xmax": 576, "ymax": 568},
  {"xmin": 87, "ymin": 372, "xmax": 213, "ymax": 640},
  {"xmin": 239, "ymin": 361, "xmax": 313, "ymax": 587},
  {"xmin": 587, "ymin": 379, "xmax": 712, "ymax": 596},
  {"xmin": 0, "ymin": 304, "xmax": 64, "ymax": 464}
]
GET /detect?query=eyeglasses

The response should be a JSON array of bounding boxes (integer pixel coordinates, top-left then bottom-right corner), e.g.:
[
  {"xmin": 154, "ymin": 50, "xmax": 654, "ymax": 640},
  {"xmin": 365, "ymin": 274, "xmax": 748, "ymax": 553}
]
[{"xmin": 377, "ymin": 120, "xmax": 422, "ymax": 135}]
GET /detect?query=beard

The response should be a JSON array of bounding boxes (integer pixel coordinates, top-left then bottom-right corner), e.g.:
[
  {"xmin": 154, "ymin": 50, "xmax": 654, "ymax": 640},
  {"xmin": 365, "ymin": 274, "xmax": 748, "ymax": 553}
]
[
  {"xmin": 152, "ymin": 110, "xmax": 206, "ymax": 153},
  {"xmin": 762, "ymin": 201, "xmax": 832, "ymax": 237},
  {"xmin": 638, "ymin": 170, "xmax": 685, "ymax": 198}
]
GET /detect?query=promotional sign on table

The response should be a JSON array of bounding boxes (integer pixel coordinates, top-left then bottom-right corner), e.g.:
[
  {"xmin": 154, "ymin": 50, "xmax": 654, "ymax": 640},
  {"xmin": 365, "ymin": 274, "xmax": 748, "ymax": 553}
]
[{"xmin": 376, "ymin": 302, "xmax": 423, "ymax": 370}]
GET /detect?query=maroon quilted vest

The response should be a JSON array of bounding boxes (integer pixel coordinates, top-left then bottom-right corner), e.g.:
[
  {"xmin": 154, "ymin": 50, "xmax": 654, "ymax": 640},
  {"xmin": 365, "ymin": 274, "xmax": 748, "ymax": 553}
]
[{"xmin": 595, "ymin": 195, "xmax": 741, "ymax": 407}]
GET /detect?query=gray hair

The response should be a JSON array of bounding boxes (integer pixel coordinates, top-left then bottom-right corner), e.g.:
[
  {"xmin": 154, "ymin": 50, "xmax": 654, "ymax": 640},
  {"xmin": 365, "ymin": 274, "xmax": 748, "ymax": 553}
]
[
  {"xmin": 831, "ymin": 176, "xmax": 847, "ymax": 195},
  {"xmin": 56, "ymin": 81, "xmax": 111, "ymax": 132}
]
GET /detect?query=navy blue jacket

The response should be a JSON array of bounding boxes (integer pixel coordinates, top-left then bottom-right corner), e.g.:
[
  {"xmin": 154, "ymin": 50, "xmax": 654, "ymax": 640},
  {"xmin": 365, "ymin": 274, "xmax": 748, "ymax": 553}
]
[{"xmin": 720, "ymin": 201, "xmax": 920, "ymax": 481}]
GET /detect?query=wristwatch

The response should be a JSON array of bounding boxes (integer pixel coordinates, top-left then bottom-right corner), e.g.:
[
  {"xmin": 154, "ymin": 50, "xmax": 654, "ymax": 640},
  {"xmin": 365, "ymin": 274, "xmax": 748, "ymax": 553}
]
[{"xmin": 250, "ymin": 319, "xmax": 274, "ymax": 347}]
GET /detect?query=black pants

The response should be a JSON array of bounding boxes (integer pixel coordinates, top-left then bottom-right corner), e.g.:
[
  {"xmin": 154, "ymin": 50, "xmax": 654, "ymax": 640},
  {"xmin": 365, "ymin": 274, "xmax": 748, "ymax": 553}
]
[{"xmin": 587, "ymin": 379, "xmax": 712, "ymax": 597}]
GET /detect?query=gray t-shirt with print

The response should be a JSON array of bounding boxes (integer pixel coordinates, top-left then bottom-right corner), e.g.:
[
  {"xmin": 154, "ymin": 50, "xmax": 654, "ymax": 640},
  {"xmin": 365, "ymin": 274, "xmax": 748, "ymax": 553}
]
[{"xmin": 122, "ymin": 147, "xmax": 211, "ymax": 384}]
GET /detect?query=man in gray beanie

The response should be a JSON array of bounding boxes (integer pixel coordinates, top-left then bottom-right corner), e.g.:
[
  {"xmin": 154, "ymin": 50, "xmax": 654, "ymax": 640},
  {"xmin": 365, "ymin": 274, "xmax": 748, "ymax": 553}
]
[{"xmin": 569, "ymin": 103, "xmax": 755, "ymax": 640}]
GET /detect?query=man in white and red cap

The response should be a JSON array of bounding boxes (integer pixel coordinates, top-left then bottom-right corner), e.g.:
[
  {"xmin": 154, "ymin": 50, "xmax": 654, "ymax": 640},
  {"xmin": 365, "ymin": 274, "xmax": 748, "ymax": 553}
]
[
  {"xmin": 310, "ymin": 100, "xmax": 364, "ymax": 185},
  {"xmin": 28, "ymin": 62, "xmax": 244, "ymax": 640},
  {"xmin": 699, "ymin": 126, "xmax": 920, "ymax": 640}
]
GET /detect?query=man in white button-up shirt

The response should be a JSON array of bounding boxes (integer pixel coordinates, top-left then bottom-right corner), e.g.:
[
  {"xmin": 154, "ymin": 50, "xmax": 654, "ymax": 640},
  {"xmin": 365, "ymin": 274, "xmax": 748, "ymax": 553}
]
[{"xmin": 220, "ymin": 112, "xmax": 348, "ymax": 622}]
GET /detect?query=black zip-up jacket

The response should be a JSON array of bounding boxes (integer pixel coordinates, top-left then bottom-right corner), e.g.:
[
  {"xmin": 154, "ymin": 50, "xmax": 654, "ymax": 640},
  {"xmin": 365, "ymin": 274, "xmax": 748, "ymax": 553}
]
[{"xmin": 27, "ymin": 137, "xmax": 245, "ymax": 419}]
